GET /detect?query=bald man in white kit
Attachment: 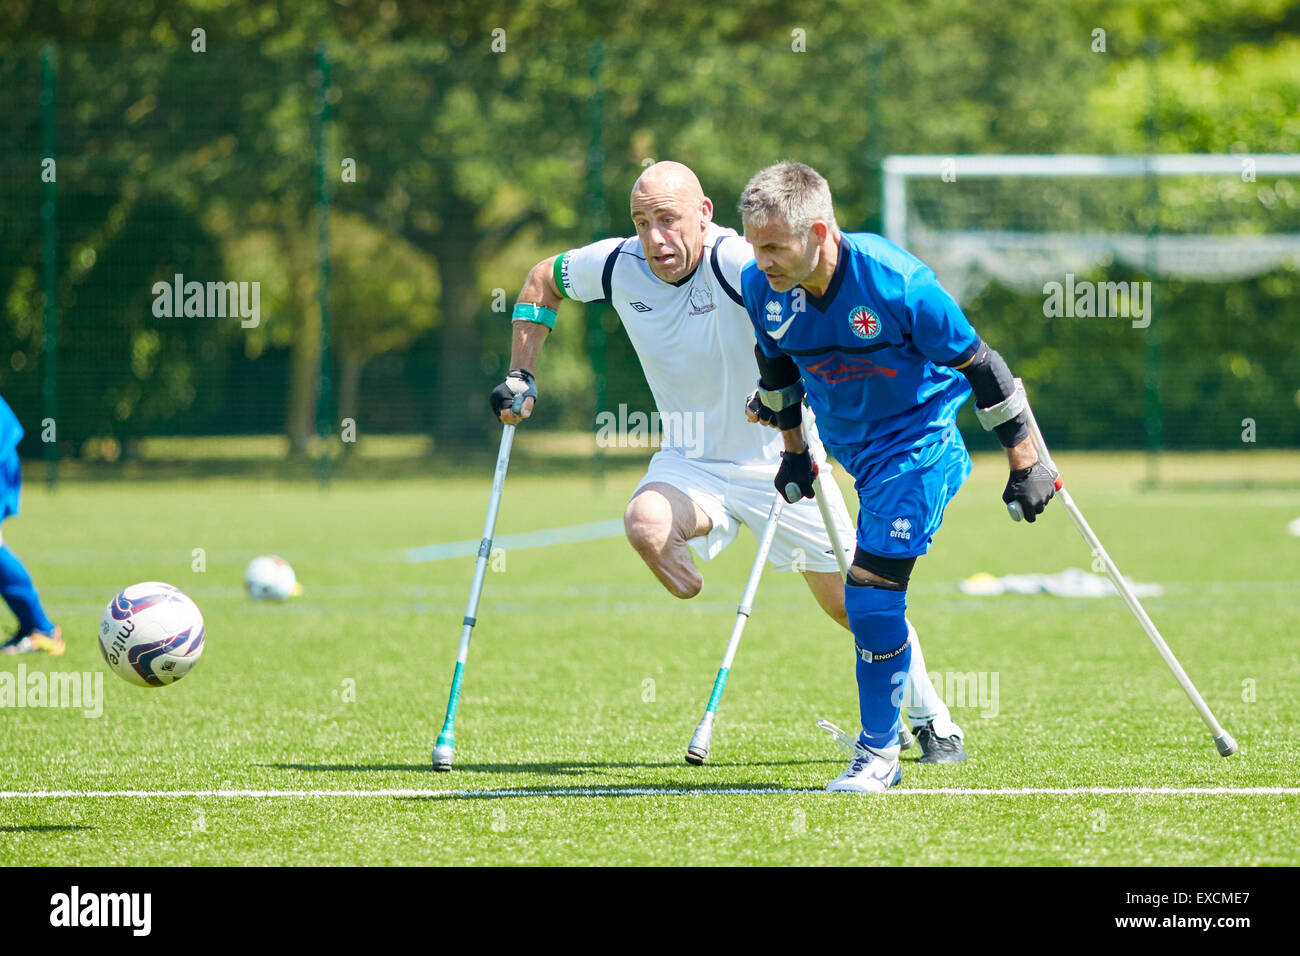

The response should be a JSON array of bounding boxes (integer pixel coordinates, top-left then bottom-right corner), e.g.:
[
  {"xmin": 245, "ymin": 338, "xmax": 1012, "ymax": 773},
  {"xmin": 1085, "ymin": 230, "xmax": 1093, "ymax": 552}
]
[{"xmin": 487, "ymin": 161, "xmax": 966, "ymax": 763}]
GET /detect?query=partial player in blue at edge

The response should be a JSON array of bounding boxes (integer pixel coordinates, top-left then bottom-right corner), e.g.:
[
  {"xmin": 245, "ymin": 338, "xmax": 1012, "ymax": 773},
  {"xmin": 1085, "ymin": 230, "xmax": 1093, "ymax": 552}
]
[
  {"xmin": 738, "ymin": 162, "xmax": 1058, "ymax": 793},
  {"xmin": 0, "ymin": 395, "xmax": 62, "ymax": 655}
]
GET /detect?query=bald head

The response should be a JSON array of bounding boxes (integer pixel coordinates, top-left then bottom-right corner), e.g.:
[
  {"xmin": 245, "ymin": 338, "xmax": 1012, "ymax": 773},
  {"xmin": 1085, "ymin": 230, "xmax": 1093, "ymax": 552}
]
[
  {"xmin": 631, "ymin": 161, "xmax": 704, "ymax": 205},
  {"xmin": 630, "ymin": 161, "xmax": 713, "ymax": 282}
]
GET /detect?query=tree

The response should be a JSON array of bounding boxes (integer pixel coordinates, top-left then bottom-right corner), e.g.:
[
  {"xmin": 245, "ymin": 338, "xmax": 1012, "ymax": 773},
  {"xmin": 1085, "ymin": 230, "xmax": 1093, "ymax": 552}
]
[{"xmin": 327, "ymin": 212, "xmax": 437, "ymax": 440}]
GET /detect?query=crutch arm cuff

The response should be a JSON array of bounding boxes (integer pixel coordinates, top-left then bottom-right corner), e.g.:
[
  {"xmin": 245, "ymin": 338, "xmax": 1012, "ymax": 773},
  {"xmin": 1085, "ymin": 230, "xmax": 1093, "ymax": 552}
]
[{"xmin": 960, "ymin": 341, "xmax": 1030, "ymax": 447}]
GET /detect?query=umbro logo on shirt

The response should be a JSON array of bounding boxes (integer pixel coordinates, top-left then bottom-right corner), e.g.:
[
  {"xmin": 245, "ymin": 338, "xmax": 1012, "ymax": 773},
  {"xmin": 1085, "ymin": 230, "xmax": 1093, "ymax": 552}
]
[{"xmin": 629, "ymin": 301, "xmax": 652, "ymax": 313}]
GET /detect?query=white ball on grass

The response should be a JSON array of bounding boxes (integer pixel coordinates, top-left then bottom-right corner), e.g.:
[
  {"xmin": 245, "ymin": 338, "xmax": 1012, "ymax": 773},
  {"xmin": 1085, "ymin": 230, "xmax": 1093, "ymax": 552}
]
[{"xmin": 244, "ymin": 555, "xmax": 300, "ymax": 601}]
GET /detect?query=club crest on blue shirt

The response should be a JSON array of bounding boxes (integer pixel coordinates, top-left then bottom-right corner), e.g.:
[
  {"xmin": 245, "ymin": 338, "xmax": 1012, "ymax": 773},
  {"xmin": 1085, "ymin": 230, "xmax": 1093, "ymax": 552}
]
[{"xmin": 849, "ymin": 306, "xmax": 881, "ymax": 339}]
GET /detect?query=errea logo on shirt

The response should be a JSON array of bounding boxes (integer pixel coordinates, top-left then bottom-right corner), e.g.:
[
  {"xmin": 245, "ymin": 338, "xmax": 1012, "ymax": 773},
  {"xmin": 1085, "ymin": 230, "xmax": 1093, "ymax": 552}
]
[
  {"xmin": 765, "ymin": 300, "xmax": 796, "ymax": 339},
  {"xmin": 889, "ymin": 517, "xmax": 912, "ymax": 540}
]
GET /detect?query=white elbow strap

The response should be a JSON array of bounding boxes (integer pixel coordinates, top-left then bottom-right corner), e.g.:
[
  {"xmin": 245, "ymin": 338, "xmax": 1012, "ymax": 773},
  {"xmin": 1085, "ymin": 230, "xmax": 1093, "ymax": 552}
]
[
  {"xmin": 974, "ymin": 379, "xmax": 1027, "ymax": 431},
  {"xmin": 957, "ymin": 339, "xmax": 1030, "ymax": 447}
]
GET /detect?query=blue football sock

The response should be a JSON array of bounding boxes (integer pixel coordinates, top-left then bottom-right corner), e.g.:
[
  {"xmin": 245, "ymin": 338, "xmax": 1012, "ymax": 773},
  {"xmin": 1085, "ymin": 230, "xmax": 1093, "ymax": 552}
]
[
  {"xmin": 0, "ymin": 544, "xmax": 55, "ymax": 635},
  {"xmin": 845, "ymin": 578, "xmax": 911, "ymax": 751}
]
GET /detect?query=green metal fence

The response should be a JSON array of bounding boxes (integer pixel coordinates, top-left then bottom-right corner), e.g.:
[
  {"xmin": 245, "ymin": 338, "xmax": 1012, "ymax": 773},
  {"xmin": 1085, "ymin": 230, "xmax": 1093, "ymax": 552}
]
[{"xmin": 0, "ymin": 38, "xmax": 1295, "ymax": 485}]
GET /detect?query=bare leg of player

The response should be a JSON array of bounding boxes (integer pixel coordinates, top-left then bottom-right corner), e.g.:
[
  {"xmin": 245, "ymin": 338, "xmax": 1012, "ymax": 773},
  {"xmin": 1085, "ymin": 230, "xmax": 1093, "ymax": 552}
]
[
  {"xmin": 802, "ymin": 571, "xmax": 850, "ymax": 630},
  {"xmin": 624, "ymin": 483, "xmax": 714, "ymax": 599}
]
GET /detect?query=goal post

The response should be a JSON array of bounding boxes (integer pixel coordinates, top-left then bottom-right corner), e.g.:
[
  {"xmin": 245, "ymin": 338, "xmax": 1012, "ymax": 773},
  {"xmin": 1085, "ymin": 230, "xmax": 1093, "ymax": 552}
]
[
  {"xmin": 884, "ymin": 153, "xmax": 1300, "ymax": 247},
  {"xmin": 881, "ymin": 154, "xmax": 1300, "ymax": 484}
]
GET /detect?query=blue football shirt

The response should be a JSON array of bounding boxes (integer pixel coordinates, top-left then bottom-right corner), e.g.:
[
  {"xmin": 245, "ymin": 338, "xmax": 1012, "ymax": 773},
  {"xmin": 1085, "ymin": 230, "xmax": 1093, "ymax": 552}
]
[
  {"xmin": 0, "ymin": 396, "xmax": 23, "ymax": 454},
  {"xmin": 741, "ymin": 232, "xmax": 980, "ymax": 466}
]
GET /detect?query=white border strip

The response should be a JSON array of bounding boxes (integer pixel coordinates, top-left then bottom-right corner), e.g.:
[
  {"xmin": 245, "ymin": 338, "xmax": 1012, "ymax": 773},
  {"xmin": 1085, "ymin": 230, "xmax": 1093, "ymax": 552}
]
[{"xmin": 2, "ymin": 787, "xmax": 1297, "ymax": 798}]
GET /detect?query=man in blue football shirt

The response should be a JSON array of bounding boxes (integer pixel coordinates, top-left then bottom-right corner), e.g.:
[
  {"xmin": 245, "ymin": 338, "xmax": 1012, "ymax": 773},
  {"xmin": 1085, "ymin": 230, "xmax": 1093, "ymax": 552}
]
[
  {"xmin": 738, "ymin": 161, "xmax": 1056, "ymax": 792},
  {"xmin": 0, "ymin": 396, "xmax": 62, "ymax": 655}
]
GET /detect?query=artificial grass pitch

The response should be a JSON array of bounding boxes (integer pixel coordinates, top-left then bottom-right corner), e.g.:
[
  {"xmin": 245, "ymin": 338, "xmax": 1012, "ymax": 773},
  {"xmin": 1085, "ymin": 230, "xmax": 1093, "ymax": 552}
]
[{"xmin": 1, "ymin": 452, "xmax": 1297, "ymax": 865}]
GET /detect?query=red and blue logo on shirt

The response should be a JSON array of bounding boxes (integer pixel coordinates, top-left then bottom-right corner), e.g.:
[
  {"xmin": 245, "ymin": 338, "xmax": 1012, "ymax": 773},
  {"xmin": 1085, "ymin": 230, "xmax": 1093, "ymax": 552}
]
[{"xmin": 849, "ymin": 306, "xmax": 881, "ymax": 340}]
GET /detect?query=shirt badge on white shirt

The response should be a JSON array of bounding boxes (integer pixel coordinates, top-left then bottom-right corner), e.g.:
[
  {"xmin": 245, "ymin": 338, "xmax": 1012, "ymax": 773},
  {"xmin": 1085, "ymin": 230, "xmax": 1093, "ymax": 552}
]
[{"xmin": 688, "ymin": 281, "xmax": 715, "ymax": 315}]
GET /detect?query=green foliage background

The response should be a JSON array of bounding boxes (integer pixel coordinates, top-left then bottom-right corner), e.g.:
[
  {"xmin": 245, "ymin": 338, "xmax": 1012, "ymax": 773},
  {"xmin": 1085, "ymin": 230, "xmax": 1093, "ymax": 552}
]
[{"xmin": 0, "ymin": 0, "xmax": 1296, "ymax": 455}]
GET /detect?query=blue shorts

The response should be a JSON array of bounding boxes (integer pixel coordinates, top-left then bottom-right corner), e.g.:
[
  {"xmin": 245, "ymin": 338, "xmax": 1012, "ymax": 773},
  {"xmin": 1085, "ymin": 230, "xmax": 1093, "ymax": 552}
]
[
  {"xmin": 0, "ymin": 448, "xmax": 21, "ymax": 522},
  {"xmin": 839, "ymin": 425, "xmax": 971, "ymax": 560}
]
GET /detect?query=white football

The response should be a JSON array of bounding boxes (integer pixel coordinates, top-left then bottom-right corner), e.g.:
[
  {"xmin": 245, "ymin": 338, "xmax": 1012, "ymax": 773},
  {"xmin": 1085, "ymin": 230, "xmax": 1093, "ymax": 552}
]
[
  {"xmin": 245, "ymin": 555, "xmax": 298, "ymax": 601},
  {"xmin": 98, "ymin": 582, "xmax": 205, "ymax": 687}
]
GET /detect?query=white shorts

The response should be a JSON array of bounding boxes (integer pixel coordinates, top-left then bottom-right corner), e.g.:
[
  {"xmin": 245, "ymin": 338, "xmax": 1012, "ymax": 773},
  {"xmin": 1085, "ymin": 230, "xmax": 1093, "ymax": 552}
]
[{"xmin": 633, "ymin": 450, "xmax": 855, "ymax": 573}]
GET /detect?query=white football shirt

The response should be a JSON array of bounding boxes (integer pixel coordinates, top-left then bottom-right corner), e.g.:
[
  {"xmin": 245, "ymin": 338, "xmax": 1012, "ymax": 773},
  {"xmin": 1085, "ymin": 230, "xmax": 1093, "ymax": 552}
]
[{"xmin": 555, "ymin": 222, "xmax": 785, "ymax": 465}]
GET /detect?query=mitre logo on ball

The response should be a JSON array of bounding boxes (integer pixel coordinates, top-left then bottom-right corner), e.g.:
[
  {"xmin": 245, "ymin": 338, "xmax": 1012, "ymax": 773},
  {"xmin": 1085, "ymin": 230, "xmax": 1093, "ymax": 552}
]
[{"xmin": 849, "ymin": 305, "xmax": 881, "ymax": 339}]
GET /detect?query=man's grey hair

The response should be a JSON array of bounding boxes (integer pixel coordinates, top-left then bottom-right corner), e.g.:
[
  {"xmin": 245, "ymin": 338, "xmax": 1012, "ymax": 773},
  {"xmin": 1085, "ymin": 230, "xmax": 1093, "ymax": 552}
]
[{"xmin": 737, "ymin": 161, "xmax": 839, "ymax": 237}]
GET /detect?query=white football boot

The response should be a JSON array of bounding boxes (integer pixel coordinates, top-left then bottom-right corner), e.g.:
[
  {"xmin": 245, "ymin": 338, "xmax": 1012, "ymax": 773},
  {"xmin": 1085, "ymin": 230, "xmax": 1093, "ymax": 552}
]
[{"xmin": 818, "ymin": 720, "xmax": 902, "ymax": 793}]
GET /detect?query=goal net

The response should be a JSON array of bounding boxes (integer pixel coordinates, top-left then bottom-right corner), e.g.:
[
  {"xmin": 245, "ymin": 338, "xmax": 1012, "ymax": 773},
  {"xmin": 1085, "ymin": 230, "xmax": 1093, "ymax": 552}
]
[{"xmin": 882, "ymin": 154, "xmax": 1300, "ymax": 486}]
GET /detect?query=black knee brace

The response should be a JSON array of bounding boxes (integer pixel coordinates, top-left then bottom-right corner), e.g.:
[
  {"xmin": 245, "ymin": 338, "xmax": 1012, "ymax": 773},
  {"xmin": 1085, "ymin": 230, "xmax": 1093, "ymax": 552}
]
[{"xmin": 848, "ymin": 547, "xmax": 916, "ymax": 590}]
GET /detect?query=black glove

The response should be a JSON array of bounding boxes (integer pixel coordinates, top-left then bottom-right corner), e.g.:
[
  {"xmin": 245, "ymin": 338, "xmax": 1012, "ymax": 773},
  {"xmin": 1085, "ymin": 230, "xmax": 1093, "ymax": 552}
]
[
  {"xmin": 745, "ymin": 389, "xmax": 779, "ymax": 428},
  {"xmin": 775, "ymin": 448, "xmax": 818, "ymax": 503},
  {"xmin": 1003, "ymin": 461, "xmax": 1058, "ymax": 522},
  {"xmin": 489, "ymin": 369, "xmax": 538, "ymax": 421}
]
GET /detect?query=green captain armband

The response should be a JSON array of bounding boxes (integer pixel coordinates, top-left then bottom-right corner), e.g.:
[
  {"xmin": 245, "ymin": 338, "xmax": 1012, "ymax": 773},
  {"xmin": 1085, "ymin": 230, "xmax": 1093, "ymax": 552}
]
[
  {"xmin": 553, "ymin": 254, "xmax": 570, "ymax": 300},
  {"xmin": 512, "ymin": 302, "xmax": 557, "ymax": 329}
]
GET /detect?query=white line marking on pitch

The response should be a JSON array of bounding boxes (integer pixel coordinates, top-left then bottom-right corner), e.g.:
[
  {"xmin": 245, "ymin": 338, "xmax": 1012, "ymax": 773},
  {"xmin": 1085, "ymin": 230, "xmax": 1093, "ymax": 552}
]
[
  {"xmin": 405, "ymin": 519, "xmax": 625, "ymax": 563},
  {"xmin": 1, "ymin": 787, "xmax": 1297, "ymax": 799}
]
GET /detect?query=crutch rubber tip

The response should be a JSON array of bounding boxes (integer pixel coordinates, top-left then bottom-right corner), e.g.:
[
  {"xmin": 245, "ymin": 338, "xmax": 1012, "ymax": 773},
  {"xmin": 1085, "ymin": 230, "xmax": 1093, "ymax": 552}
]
[
  {"xmin": 432, "ymin": 744, "xmax": 455, "ymax": 771},
  {"xmin": 686, "ymin": 713, "xmax": 715, "ymax": 765},
  {"xmin": 1214, "ymin": 733, "xmax": 1238, "ymax": 758}
]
